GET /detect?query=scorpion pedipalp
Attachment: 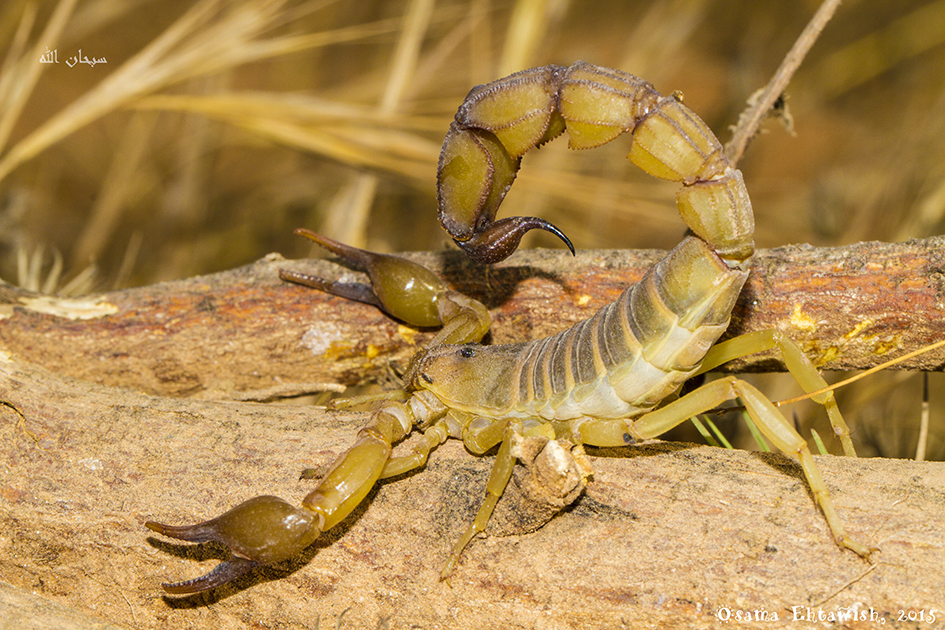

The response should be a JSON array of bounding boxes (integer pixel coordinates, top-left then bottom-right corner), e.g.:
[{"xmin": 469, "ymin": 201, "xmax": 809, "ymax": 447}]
[
  {"xmin": 283, "ymin": 227, "xmax": 492, "ymax": 372},
  {"xmin": 145, "ymin": 495, "xmax": 320, "ymax": 594},
  {"xmin": 280, "ymin": 227, "xmax": 449, "ymax": 328},
  {"xmin": 147, "ymin": 397, "xmax": 438, "ymax": 594}
]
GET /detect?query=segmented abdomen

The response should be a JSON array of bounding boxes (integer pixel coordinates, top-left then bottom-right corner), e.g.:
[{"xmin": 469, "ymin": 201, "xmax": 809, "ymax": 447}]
[{"xmin": 510, "ymin": 236, "xmax": 748, "ymax": 420}]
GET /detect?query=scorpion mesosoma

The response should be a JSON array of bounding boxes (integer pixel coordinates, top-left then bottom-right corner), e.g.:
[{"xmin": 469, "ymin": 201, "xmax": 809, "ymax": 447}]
[{"xmin": 147, "ymin": 62, "xmax": 874, "ymax": 594}]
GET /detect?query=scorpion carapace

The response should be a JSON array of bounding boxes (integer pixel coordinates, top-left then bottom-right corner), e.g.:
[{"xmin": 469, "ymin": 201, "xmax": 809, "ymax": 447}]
[{"xmin": 146, "ymin": 61, "xmax": 873, "ymax": 594}]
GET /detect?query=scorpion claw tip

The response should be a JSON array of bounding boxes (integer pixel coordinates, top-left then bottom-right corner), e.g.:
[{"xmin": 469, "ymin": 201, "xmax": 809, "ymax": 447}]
[
  {"xmin": 144, "ymin": 519, "xmax": 216, "ymax": 544},
  {"xmin": 160, "ymin": 556, "xmax": 259, "ymax": 595},
  {"xmin": 291, "ymin": 227, "xmax": 375, "ymax": 269}
]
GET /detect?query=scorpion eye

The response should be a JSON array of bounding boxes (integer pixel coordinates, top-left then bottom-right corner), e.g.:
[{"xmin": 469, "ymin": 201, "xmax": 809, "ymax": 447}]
[
  {"xmin": 421, "ymin": 373, "xmax": 433, "ymax": 384},
  {"xmin": 460, "ymin": 346, "xmax": 476, "ymax": 358}
]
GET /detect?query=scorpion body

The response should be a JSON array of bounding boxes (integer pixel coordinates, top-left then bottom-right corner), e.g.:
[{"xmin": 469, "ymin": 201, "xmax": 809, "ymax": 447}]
[
  {"xmin": 147, "ymin": 62, "xmax": 873, "ymax": 594},
  {"xmin": 419, "ymin": 237, "xmax": 745, "ymax": 433}
]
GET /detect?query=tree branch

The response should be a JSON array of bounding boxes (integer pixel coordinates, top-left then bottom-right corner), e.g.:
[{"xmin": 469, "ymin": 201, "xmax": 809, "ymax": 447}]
[
  {"xmin": 725, "ymin": 0, "xmax": 843, "ymax": 163},
  {"xmin": 1, "ymin": 237, "xmax": 943, "ymax": 401}
]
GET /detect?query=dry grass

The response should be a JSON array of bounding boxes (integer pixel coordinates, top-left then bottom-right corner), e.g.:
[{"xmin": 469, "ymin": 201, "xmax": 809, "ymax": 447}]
[{"xmin": 0, "ymin": 0, "xmax": 943, "ymax": 458}]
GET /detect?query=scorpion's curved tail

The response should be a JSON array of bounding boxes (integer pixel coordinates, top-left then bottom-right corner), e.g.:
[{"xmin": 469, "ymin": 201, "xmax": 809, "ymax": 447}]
[{"xmin": 436, "ymin": 61, "xmax": 754, "ymax": 267}]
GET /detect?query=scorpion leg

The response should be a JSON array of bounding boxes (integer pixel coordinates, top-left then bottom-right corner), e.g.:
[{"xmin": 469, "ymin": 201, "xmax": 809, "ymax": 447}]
[
  {"xmin": 617, "ymin": 377, "xmax": 874, "ymax": 561},
  {"xmin": 379, "ymin": 400, "xmax": 453, "ymax": 479},
  {"xmin": 438, "ymin": 415, "xmax": 593, "ymax": 579},
  {"xmin": 696, "ymin": 330, "xmax": 857, "ymax": 456}
]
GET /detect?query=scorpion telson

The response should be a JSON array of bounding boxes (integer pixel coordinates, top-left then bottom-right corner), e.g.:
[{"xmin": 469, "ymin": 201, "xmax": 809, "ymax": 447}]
[{"xmin": 147, "ymin": 62, "xmax": 874, "ymax": 594}]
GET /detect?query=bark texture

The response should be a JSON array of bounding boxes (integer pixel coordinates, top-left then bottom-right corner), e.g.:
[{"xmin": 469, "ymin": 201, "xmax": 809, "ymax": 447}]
[
  {"xmin": 1, "ymin": 237, "xmax": 944, "ymax": 402},
  {"xmin": 1, "ymin": 238, "xmax": 944, "ymax": 629}
]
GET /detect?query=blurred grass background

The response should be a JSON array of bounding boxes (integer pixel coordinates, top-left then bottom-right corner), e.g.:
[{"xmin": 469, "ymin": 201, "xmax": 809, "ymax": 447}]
[{"xmin": 1, "ymin": 0, "xmax": 944, "ymax": 459}]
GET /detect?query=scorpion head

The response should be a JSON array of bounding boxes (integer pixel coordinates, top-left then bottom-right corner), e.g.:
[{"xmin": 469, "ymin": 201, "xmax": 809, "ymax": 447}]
[{"xmin": 410, "ymin": 342, "xmax": 525, "ymax": 413}]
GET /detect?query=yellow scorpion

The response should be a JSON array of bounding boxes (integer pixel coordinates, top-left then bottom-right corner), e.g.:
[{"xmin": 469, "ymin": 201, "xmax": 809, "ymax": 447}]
[{"xmin": 147, "ymin": 62, "xmax": 873, "ymax": 593}]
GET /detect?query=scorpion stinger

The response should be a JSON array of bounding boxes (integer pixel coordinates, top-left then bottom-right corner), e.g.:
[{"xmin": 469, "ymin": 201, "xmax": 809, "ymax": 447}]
[
  {"xmin": 148, "ymin": 62, "xmax": 871, "ymax": 594},
  {"xmin": 449, "ymin": 214, "xmax": 575, "ymax": 265}
]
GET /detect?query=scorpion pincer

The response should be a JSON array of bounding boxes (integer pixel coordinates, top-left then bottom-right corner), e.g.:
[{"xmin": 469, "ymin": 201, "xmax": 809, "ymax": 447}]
[{"xmin": 147, "ymin": 62, "xmax": 874, "ymax": 594}]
